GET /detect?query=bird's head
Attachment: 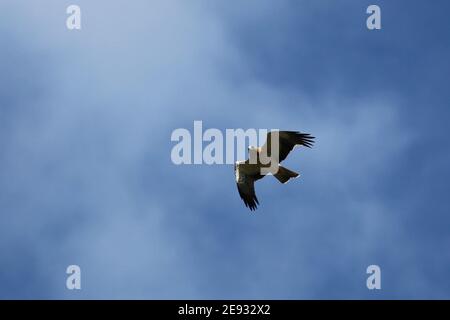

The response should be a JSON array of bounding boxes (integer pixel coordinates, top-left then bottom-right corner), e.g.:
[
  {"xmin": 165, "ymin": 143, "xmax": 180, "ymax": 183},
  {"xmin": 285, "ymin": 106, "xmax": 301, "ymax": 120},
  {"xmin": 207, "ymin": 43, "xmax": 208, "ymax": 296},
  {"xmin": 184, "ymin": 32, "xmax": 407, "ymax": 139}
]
[{"xmin": 248, "ymin": 146, "xmax": 257, "ymax": 152}]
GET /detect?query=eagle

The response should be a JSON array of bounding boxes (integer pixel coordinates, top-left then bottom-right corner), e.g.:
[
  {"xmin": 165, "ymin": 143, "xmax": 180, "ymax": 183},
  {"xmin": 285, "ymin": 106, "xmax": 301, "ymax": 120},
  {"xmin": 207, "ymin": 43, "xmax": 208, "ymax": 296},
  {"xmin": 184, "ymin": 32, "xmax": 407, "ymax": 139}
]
[{"xmin": 234, "ymin": 131, "xmax": 314, "ymax": 210}]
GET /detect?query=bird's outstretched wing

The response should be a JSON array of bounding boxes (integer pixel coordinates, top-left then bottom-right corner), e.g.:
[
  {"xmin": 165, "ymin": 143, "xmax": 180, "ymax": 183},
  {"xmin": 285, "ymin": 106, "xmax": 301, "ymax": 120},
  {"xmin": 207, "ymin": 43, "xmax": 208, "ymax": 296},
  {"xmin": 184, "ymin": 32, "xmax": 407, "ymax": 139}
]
[
  {"xmin": 235, "ymin": 163, "xmax": 259, "ymax": 211},
  {"xmin": 260, "ymin": 131, "xmax": 315, "ymax": 163}
]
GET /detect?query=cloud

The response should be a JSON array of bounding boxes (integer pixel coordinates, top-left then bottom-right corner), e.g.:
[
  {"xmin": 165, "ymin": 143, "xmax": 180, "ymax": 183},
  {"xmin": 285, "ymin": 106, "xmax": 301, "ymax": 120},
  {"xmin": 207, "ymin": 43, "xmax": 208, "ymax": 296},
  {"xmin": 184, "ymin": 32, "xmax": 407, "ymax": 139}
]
[{"xmin": 0, "ymin": 0, "xmax": 448, "ymax": 299}]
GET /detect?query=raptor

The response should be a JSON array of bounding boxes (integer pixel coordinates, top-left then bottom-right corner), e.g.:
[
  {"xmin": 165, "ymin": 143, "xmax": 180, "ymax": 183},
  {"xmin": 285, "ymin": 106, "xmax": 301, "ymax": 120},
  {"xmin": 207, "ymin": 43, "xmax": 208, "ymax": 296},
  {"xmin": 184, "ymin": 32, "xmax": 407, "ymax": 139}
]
[{"xmin": 235, "ymin": 131, "xmax": 314, "ymax": 211}]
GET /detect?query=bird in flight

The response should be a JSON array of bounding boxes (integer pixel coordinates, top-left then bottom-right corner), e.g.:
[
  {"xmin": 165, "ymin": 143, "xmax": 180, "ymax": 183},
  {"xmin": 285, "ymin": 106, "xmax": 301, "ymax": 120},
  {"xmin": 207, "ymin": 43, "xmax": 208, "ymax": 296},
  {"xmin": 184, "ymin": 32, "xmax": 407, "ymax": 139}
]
[{"xmin": 234, "ymin": 131, "xmax": 314, "ymax": 211}]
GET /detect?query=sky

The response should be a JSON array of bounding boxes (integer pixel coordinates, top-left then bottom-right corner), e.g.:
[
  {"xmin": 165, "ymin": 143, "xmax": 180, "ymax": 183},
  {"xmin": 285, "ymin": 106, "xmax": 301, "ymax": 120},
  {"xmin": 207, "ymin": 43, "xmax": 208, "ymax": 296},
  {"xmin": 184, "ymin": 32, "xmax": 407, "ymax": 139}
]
[{"xmin": 1, "ymin": 0, "xmax": 450, "ymax": 299}]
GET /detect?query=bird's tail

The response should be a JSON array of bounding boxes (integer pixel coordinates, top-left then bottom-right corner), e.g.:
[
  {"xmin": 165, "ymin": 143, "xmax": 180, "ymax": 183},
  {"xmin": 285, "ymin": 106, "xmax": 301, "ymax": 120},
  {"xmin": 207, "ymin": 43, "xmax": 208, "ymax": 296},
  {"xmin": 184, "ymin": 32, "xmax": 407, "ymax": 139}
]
[{"xmin": 273, "ymin": 166, "xmax": 299, "ymax": 184}]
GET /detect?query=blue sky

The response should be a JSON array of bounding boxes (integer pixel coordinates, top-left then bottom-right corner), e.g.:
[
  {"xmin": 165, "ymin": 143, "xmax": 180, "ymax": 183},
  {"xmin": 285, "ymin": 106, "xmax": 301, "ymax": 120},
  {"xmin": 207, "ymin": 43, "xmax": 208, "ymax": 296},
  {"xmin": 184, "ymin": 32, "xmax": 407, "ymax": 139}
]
[{"xmin": 1, "ymin": 0, "xmax": 450, "ymax": 299}]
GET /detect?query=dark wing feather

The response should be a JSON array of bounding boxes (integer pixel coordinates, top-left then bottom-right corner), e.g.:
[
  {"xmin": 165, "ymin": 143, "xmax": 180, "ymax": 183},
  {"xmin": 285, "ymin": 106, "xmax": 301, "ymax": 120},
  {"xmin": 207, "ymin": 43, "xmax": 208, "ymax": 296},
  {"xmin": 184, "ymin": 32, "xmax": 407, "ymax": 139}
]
[
  {"xmin": 261, "ymin": 131, "xmax": 315, "ymax": 163},
  {"xmin": 237, "ymin": 180, "xmax": 259, "ymax": 211},
  {"xmin": 235, "ymin": 165, "xmax": 259, "ymax": 211}
]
